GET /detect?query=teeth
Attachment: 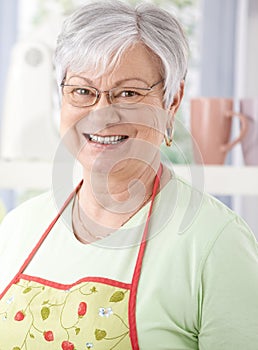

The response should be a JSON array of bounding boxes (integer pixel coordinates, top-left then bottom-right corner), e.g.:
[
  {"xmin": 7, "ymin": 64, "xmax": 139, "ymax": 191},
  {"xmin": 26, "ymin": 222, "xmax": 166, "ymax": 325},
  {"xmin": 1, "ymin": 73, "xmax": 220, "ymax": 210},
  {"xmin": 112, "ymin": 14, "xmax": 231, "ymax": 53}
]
[{"xmin": 89, "ymin": 134, "xmax": 126, "ymax": 144}]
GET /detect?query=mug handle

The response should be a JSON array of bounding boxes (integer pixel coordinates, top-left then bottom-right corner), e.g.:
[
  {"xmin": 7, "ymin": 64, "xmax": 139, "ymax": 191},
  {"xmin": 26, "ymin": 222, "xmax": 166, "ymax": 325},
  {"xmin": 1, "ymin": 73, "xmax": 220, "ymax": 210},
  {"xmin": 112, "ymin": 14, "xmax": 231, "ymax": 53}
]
[{"xmin": 221, "ymin": 111, "xmax": 248, "ymax": 153}]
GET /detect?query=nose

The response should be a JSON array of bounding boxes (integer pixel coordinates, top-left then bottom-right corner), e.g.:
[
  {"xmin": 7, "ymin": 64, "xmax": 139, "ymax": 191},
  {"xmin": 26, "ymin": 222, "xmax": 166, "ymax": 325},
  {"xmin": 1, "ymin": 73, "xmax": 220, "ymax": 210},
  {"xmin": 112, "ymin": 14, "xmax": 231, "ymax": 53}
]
[
  {"xmin": 90, "ymin": 92, "xmax": 121, "ymax": 125},
  {"xmin": 93, "ymin": 91, "xmax": 112, "ymax": 109}
]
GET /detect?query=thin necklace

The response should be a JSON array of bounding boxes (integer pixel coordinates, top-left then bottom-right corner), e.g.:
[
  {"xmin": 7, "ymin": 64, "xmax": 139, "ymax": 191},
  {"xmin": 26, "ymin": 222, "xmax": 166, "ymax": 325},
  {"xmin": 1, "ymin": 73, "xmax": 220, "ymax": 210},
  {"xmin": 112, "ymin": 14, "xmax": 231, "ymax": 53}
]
[
  {"xmin": 72, "ymin": 189, "xmax": 153, "ymax": 243},
  {"xmin": 72, "ymin": 192, "xmax": 104, "ymax": 242}
]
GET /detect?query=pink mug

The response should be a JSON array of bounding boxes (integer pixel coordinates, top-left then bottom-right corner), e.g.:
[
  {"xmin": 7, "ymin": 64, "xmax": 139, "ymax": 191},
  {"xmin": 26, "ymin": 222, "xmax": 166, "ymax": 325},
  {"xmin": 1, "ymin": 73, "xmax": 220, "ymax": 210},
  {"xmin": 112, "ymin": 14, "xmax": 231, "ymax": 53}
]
[
  {"xmin": 240, "ymin": 98, "xmax": 258, "ymax": 165},
  {"xmin": 190, "ymin": 98, "xmax": 248, "ymax": 164}
]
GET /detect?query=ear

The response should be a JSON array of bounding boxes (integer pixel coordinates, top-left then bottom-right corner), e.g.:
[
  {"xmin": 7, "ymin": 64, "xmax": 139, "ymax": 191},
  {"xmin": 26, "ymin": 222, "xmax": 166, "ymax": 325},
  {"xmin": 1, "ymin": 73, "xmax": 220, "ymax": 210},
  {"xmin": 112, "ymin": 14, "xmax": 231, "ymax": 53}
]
[{"xmin": 169, "ymin": 80, "xmax": 185, "ymax": 116}]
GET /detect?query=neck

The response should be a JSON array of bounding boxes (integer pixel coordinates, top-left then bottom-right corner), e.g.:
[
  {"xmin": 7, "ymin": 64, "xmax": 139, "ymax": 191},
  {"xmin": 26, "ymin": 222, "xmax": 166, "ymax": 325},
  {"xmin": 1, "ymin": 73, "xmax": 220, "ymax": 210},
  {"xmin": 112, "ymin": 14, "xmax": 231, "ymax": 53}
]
[
  {"xmin": 82, "ymin": 161, "xmax": 159, "ymax": 219},
  {"xmin": 72, "ymin": 159, "xmax": 171, "ymax": 243}
]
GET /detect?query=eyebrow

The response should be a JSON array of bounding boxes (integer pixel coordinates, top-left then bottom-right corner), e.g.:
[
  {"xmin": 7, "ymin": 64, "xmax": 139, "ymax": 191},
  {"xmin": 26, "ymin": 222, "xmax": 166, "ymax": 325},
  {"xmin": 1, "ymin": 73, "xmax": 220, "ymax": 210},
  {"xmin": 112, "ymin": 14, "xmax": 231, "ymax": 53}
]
[{"xmin": 67, "ymin": 75, "xmax": 150, "ymax": 86}]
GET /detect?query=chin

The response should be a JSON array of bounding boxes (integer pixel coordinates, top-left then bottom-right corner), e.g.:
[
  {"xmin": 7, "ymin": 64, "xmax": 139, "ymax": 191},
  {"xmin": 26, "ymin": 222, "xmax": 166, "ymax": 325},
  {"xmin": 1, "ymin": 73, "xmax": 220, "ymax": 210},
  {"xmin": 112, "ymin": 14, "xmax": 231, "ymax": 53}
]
[{"xmin": 77, "ymin": 153, "xmax": 118, "ymax": 175}]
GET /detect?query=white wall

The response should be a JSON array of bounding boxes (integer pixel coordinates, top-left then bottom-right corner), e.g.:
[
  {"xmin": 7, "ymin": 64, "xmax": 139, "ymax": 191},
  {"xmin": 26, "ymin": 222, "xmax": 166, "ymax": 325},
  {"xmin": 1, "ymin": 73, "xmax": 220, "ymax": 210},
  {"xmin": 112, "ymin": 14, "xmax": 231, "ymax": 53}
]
[
  {"xmin": 246, "ymin": 0, "xmax": 258, "ymax": 97},
  {"xmin": 235, "ymin": 0, "xmax": 258, "ymax": 237}
]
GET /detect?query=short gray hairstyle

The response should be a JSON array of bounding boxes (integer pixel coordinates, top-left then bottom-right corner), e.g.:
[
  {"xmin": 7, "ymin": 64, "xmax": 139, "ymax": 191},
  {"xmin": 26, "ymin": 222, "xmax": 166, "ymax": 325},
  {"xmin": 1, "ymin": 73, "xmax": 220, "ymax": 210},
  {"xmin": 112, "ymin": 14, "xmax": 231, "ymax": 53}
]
[{"xmin": 55, "ymin": 0, "xmax": 189, "ymax": 108}]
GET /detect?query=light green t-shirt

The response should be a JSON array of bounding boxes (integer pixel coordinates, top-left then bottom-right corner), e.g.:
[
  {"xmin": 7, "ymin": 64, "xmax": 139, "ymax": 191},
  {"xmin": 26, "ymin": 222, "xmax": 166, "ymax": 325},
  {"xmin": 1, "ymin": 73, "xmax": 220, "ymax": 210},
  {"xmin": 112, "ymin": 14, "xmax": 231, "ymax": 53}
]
[{"xmin": 0, "ymin": 174, "xmax": 258, "ymax": 349}]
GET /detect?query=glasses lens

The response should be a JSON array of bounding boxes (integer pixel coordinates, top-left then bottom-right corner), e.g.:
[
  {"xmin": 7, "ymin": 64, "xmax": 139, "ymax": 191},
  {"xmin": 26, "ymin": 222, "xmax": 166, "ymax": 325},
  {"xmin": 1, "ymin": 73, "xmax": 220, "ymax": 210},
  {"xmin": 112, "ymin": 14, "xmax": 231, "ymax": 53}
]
[
  {"xmin": 111, "ymin": 87, "xmax": 148, "ymax": 104},
  {"xmin": 63, "ymin": 86, "xmax": 97, "ymax": 107}
]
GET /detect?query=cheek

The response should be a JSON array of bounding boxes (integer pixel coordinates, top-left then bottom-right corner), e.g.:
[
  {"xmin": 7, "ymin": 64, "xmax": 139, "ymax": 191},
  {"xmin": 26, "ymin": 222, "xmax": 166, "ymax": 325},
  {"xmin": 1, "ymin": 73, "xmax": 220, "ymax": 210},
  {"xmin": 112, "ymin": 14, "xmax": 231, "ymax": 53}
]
[
  {"xmin": 59, "ymin": 111, "xmax": 86, "ymax": 158},
  {"xmin": 134, "ymin": 107, "xmax": 167, "ymax": 145},
  {"xmin": 138, "ymin": 126, "xmax": 164, "ymax": 146},
  {"xmin": 60, "ymin": 102, "xmax": 86, "ymax": 136}
]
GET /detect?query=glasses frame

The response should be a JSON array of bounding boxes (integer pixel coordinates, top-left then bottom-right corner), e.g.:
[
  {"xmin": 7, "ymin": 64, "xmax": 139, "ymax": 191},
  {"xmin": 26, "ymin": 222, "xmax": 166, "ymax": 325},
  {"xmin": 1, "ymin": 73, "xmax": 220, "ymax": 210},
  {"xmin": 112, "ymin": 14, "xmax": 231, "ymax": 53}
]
[{"xmin": 60, "ymin": 79, "xmax": 164, "ymax": 107}]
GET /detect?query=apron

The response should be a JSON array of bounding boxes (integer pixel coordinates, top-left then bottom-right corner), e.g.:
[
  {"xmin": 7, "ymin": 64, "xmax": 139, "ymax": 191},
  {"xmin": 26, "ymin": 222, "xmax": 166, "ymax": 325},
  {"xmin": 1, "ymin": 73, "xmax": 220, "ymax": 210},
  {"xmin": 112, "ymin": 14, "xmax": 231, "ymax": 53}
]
[{"xmin": 0, "ymin": 165, "xmax": 162, "ymax": 350}]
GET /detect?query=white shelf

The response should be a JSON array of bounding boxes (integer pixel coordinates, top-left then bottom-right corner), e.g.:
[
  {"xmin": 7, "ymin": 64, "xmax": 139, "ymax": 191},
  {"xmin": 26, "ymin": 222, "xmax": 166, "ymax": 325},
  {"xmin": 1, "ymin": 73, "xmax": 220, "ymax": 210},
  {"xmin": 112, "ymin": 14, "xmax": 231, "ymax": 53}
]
[
  {"xmin": 0, "ymin": 160, "xmax": 258, "ymax": 195},
  {"xmin": 0, "ymin": 160, "xmax": 52, "ymax": 190},
  {"xmin": 174, "ymin": 164, "xmax": 258, "ymax": 196}
]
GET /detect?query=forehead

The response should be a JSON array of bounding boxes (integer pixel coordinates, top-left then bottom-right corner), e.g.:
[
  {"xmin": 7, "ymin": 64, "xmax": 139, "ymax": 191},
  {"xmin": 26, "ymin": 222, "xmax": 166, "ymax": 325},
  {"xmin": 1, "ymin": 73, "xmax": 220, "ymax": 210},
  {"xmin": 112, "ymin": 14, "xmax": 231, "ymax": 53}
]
[{"xmin": 66, "ymin": 43, "xmax": 162, "ymax": 85}]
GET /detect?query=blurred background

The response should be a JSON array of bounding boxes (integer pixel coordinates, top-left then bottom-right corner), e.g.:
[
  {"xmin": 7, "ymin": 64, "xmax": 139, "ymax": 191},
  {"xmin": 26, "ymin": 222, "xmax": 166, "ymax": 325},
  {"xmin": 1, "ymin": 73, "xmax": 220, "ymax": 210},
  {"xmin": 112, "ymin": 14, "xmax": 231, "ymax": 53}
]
[{"xmin": 0, "ymin": 0, "xmax": 257, "ymax": 238}]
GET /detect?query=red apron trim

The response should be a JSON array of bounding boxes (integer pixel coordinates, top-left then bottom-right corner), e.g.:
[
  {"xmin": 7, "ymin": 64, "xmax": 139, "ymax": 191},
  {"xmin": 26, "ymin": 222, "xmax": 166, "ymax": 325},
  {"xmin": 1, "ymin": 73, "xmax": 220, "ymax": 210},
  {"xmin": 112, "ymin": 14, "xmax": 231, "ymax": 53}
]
[
  {"xmin": 129, "ymin": 164, "xmax": 162, "ymax": 350},
  {"xmin": 18, "ymin": 273, "xmax": 131, "ymax": 290},
  {"xmin": 1, "ymin": 165, "xmax": 162, "ymax": 350}
]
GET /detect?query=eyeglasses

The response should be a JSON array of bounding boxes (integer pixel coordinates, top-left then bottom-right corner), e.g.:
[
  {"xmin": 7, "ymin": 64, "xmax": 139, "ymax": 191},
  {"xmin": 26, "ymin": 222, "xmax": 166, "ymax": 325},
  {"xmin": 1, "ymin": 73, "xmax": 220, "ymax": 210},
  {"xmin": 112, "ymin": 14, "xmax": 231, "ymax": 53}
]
[{"xmin": 60, "ymin": 79, "xmax": 164, "ymax": 108}]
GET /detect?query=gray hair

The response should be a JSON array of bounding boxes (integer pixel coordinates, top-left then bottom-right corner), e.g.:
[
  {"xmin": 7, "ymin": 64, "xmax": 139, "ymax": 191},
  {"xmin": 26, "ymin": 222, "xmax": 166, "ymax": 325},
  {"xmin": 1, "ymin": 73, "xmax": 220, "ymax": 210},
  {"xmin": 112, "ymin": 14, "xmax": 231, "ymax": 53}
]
[{"xmin": 55, "ymin": 0, "xmax": 189, "ymax": 108}]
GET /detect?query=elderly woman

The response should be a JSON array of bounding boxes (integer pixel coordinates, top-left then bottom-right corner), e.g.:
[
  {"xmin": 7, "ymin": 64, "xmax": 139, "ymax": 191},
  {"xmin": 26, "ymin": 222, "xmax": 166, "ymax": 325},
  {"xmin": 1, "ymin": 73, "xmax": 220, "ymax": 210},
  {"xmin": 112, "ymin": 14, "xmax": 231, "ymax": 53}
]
[{"xmin": 0, "ymin": 1, "xmax": 258, "ymax": 349}]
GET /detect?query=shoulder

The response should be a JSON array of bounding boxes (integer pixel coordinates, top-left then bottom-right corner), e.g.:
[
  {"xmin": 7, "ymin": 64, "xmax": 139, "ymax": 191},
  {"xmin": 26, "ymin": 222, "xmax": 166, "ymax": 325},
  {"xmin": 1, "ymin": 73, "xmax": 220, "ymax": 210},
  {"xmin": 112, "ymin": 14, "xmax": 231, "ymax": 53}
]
[
  {"xmin": 0, "ymin": 191, "xmax": 60, "ymax": 291},
  {"xmin": 155, "ymin": 172, "xmax": 257, "ymax": 268},
  {"xmin": 1, "ymin": 190, "xmax": 56, "ymax": 222},
  {"xmin": 171, "ymin": 174, "xmax": 249, "ymax": 237},
  {"xmin": 0, "ymin": 191, "xmax": 57, "ymax": 246},
  {"xmin": 170, "ymin": 174, "xmax": 258, "ymax": 279}
]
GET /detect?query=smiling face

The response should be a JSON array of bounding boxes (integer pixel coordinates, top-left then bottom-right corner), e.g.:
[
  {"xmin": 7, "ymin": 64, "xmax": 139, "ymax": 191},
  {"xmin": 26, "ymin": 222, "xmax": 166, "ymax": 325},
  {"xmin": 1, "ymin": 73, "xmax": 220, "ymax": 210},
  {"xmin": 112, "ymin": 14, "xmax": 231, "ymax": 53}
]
[{"xmin": 60, "ymin": 43, "xmax": 175, "ymax": 177}]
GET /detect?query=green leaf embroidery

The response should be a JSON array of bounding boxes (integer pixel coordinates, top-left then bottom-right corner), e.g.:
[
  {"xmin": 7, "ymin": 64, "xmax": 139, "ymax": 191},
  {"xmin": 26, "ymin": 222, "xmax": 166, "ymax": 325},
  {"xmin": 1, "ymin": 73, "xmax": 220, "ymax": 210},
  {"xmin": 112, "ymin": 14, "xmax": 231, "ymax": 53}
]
[
  {"xmin": 95, "ymin": 329, "xmax": 107, "ymax": 340},
  {"xmin": 75, "ymin": 327, "xmax": 80, "ymax": 335},
  {"xmin": 23, "ymin": 287, "xmax": 32, "ymax": 294},
  {"xmin": 12, "ymin": 347, "xmax": 21, "ymax": 350},
  {"xmin": 42, "ymin": 300, "xmax": 49, "ymax": 305},
  {"xmin": 29, "ymin": 333, "xmax": 35, "ymax": 339},
  {"xmin": 41, "ymin": 306, "xmax": 50, "ymax": 320},
  {"xmin": 109, "ymin": 291, "xmax": 125, "ymax": 302}
]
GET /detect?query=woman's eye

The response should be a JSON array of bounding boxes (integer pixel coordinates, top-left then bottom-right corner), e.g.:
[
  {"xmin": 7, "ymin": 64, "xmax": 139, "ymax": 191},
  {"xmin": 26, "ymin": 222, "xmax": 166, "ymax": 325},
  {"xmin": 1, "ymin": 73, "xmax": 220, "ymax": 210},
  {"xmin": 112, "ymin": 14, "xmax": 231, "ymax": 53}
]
[
  {"xmin": 74, "ymin": 88, "xmax": 91, "ymax": 95},
  {"xmin": 120, "ymin": 90, "xmax": 139, "ymax": 98}
]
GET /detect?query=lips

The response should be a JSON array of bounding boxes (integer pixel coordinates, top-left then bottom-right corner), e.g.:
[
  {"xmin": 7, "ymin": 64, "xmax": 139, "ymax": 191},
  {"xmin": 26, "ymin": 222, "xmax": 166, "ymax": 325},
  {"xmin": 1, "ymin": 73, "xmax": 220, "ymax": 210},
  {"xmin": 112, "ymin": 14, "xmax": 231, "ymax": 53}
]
[{"xmin": 83, "ymin": 133, "xmax": 128, "ymax": 145}]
